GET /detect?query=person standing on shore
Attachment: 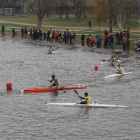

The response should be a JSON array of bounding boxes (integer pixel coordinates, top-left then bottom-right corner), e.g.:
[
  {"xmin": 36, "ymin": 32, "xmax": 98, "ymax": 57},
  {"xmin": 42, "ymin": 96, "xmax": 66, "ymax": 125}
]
[
  {"xmin": 72, "ymin": 31, "xmax": 75, "ymax": 45},
  {"xmin": 122, "ymin": 34, "xmax": 126, "ymax": 51},
  {"xmin": 43, "ymin": 27, "xmax": 46, "ymax": 40},
  {"xmin": 126, "ymin": 37, "xmax": 130, "ymax": 52},
  {"xmin": 2, "ymin": 25, "xmax": 5, "ymax": 36},
  {"xmin": 126, "ymin": 27, "xmax": 130, "ymax": 38},
  {"xmin": 81, "ymin": 33, "xmax": 85, "ymax": 46},
  {"xmin": 21, "ymin": 27, "xmax": 24, "ymax": 38},
  {"xmin": 88, "ymin": 21, "xmax": 91, "ymax": 29},
  {"xmin": 12, "ymin": 28, "xmax": 15, "ymax": 38}
]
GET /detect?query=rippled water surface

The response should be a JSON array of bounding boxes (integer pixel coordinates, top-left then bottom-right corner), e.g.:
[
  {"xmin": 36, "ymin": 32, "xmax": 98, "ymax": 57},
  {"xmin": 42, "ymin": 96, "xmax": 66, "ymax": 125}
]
[{"xmin": 0, "ymin": 38, "xmax": 140, "ymax": 140}]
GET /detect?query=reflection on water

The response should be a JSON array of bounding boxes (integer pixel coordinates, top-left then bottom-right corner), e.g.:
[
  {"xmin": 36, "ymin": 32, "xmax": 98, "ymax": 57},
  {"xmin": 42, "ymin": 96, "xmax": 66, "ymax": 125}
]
[{"xmin": 0, "ymin": 38, "xmax": 140, "ymax": 139}]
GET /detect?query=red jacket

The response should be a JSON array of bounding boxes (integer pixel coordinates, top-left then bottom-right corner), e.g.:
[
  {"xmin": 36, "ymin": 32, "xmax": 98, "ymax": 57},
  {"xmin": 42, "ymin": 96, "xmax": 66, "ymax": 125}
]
[
  {"xmin": 55, "ymin": 31, "xmax": 58, "ymax": 36},
  {"xmin": 104, "ymin": 36, "xmax": 106, "ymax": 43},
  {"xmin": 126, "ymin": 29, "xmax": 130, "ymax": 34},
  {"xmin": 88, "ymin": 37, "xmax": 94, "ymax": 45},
  {"xmin": 69, "ymin": 33, "xmax": 72, "ymax": 39}
]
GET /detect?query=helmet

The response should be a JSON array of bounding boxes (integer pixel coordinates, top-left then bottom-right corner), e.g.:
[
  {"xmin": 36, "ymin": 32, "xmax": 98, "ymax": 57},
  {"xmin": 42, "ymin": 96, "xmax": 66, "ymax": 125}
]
[
  {"xmin": 84, "ymin": 93, "xmax": 88, "ymax": 96},
  {"xmin": 52, "ymin": 75, "xmax": 55, "ymax": 77}
]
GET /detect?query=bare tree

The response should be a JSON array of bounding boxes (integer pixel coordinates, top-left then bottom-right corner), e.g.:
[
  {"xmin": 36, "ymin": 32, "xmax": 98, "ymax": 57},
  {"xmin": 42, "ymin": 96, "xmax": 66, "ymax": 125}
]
[
  {"xmin": 27, "ymin": 0, "xmax": 53, "ymax": 29},
  {"xmin": 135, "ymin": 0, "xmax": 140, "ymax": 26},
  {"xmin": 6, "ymin": 0, "xmax": 18, "ymax": 16},
  {"xmin": 112, "ymin": 0, "xmax": 125, "ymax": 31},
  {"xmin": 0, "ymin": 1, "xmax": 5, "ymax": 16},
  {"xmin": 20, "ymin": 0, "xmax": 25, "ymax": 17}
]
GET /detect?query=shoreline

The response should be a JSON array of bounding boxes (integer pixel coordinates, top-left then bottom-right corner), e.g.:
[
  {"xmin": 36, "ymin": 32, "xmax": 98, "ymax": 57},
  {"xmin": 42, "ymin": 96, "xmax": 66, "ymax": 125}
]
[{"xmin": 0, "ymin": 35, "xmax": 140, "ymax": 58}]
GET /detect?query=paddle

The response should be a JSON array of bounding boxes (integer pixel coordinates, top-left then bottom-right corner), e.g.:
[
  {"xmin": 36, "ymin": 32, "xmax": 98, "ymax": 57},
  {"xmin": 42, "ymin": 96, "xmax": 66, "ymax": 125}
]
[{"xmin": 74, "ymin": 90, "xmax": 82, "ymax": 102}]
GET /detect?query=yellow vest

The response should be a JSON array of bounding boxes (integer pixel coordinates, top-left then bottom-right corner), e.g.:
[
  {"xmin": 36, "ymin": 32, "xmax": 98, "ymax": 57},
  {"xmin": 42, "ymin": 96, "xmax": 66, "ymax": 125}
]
[
  {"xmin": 49, "ymin": 48, "xmax": 53, "ymax": 52},
  {"xmin": 53, "ymin": 78, "xmax": 59, "ymax": 84},
  {"xmin": 27, "ymin": 30, "xmax": 30, "ymax": 35},
  {"xmin": 110, "ymin": 58, "xmax": 115, "ymax": 64},
  {"xmin": 43, "ymin": 28, "xmax": 46, "ymax": 33},
  {"xmin": 50, "ymin": 32, "xmax": 52, "ymax": 37},
  {"xmin": 86, "ymin": 96, "xmax": 91, "ymax": 104},
  {"xmin": 115, "ymin": 55, "xmax": 119, "ymax": 60},
  {"xmin": 117, "ymin": 67, "xmax": 122, "ymax": 73}
]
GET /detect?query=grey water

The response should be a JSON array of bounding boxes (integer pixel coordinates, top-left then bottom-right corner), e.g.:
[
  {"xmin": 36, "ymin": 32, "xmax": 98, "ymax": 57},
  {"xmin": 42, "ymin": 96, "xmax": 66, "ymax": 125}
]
[{"xmin": 0, "ymin": 37, "xmax": 140, "ymax": 140}]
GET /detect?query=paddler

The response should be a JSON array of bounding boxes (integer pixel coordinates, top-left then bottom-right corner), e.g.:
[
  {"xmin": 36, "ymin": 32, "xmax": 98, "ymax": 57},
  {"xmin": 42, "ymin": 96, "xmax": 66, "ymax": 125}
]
[
  {"xmin": 78, "ymin": 93, "xmax": 91, "ymax": 104},
  {"xmin": 114, "ymin": 53, "xmax": 120, "ymax": 60},
  {"xmin": 49, "ymin": 46, "xmax": 53, "ymax": 53},
  {"xmin": 116, "ymin": 64, "xmax": 125, "ymax": 75},
  {"xmin": 49, "ymin": 75, "xmax": 59, "ymax": 89},
  {"xmin": 108, "ymin": 56, "xmax": 115, "ymax": 67}
]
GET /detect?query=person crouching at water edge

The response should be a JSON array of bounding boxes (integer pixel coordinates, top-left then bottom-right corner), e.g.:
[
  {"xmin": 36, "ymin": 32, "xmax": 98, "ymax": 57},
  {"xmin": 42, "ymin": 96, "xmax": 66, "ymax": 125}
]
[
  {"xmin": 49, "ymin": 75, "xmax": 59, "ymax": 89},
  {"xmin": 116, "ymin": 64, "xmax": 125, "ymax": 76},
  {"xmin": 78, "ymin": 93, "xmax": 91, "ymax": 104},
  {"xmin": 108, "ymin": 56, "xmax": 115, "ymax": 67}
]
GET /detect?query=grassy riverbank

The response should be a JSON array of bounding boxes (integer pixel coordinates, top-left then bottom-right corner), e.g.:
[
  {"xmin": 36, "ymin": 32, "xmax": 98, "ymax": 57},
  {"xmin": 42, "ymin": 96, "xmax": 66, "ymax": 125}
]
[{"xmin": 0, "ymin": 14, "xmax": 139, "ymax": 51}]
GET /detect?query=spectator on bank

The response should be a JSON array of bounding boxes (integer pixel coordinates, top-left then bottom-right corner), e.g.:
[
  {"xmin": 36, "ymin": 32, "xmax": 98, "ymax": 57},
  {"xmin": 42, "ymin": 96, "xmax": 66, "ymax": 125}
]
[
  {"xmin": 55, "ymin": 30, "xmax": 58, "ymax": 42},
  {"xmin": 21, "ymin": 27, "xmax": 24, "ymax": 38},
  {"xmin": 81, "ymin": 33, "xmax": 85, "ymax": 46},
  {"xmin": 134, "ymin": 39, "xmax": 138, "ymax": 52},
  {"xmin": 72, "ymin": 31, "xmax": 75, "ymax": 45},
  {"xmin": 119, "ymin": 32, "xmax": 123, "ymax": 45},
  {"xmin": 12, "ymin": 28, "xmax": 14, "ymax": 37},
  {"xmin": 103, "ymin": 35, "xmax": 106, "ymax": 48},
  {"xmin": 50, "ymin": 30, "xmax": 52, "ymax": 42},
  {"xmin": 105, "ymin": 35, "xmax": 108, "ymax": 49},
  {"xmin": 126, "ymin": 37, "xmax": 130, "ymax": 51},
  {"xmin": 126, "ymin": 27, "xmax": 130, "ymax": 38},
  {"xmin": 52, "ymin": 30, "xmax": 55, "ymax": 42},
  {"xmin": 39, "ymin": 29, "xmax": 42, "ymax": 41},
  {"xmin": 87, "ymin": 35, "xmax": 96, "ymax": 47},
  {"xmin": 43, "ymin": 27, "xmax": 46, "ymax": 40},
  {"xmin": 64, "ymin": 31, "xmax": 66, "ymax": 44},
  {"xmin": 27, "ymin": 28, "xmax": 30, "ymax": 39},
  {"xmin": 96, "ymin": 35, "xmax": 98, "ymax": 47},
  {"xmin": 116, "ymin": 38, "xmax": 120, "ymax": 49},
  {"xmin": 97, "ymin": 35, "xmax": 102, "ymax": 48},
  {"xmin": 110, "ymin": 35, "xmax": 114, "ymax": 50},
  {"xmin": 66, "ymin": 29, "xmax": 69, "ymax": 44},
  {"xmin": 25, "ymin": 28, "xmax": 27, "ymax": 39},
  {"xmin": 115, "ymin": 31, "xmax": 119, "ymax": 40},
  {"xmin": 47, "ymin": 29, "xmax": 50, "ymax": 42},
  {"xmin": 88, "ymin": 20, "xmax": 91, "ymax": 29},
  {"xmin": 58, "ymin": 31, "xmax": 61, "ymax": 42},
  {"xmin": 122, "ymin": 34, "xmax": 127, "ymax": 51},
  {"xmin": 2, "ymin": 25, "xmax": 5, "ymax": 36},
  {"xmin": 69, "ymin": 32, "xmax": 72, "ymax": 44},
  {"xmin": 104, "ymin": 29, "xmax": 108, "ymax": 35},
  {"xmin": 123, "ymin": 27, "xmax": 126, "ymax": 34},
  {"xmin": 1, "ymin": 25, "xmax": 2, "ymax": 35}
]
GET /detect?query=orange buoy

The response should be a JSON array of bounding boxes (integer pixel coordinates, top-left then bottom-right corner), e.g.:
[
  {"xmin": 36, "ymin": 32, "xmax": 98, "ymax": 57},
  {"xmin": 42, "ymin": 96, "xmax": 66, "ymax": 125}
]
[
  {"xmin": 7, "ymin": 83, "xmax": 12, "ymax": 90},
  {"xmin": 95, "ymin": 66, "xmax": 98, "ymax": 71}
]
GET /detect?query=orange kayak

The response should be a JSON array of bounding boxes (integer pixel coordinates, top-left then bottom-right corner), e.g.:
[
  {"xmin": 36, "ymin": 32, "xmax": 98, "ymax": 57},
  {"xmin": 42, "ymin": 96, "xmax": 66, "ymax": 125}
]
[{"xmin": 21, "ymin": 87, "xmax": 87, "ymax": 93}]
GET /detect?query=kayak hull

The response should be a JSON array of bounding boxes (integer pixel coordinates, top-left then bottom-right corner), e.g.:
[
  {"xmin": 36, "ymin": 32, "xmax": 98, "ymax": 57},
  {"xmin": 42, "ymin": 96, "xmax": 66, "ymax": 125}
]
[
  {"xmin": 105, "ymin": 72, "xmax": 132, "ymax": 78},
  {"xmin": 46, "ymin": 103, "xmax": 127, "ymax": 108},
  {"xmin": 116, "ymin": 60, "xmax": 123, "ymax": 63},
  {"xmin": 22, "ymin": 87, "xmax": 87, "ymax": 93}
]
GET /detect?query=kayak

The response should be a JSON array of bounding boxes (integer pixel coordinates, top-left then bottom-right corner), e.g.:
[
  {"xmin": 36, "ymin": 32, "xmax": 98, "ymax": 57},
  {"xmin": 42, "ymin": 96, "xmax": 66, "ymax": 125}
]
[
  {"xmin": 115, "ymin": 59, "xmax": 123, "ymax": 63},
  {"xmin": 47, "ymin": 51, "xmax": 58, "ymax": 54},
  {"xmin": 105, "ymin": 71, "xmax": 133, "ymax": 78},
  {"xmin": 21, "ymin": 87, "xmax": 87, "ymax": 93},
  {"xmin": 46, "ymin": 103, "xmax": 127, "ymax": 108}
]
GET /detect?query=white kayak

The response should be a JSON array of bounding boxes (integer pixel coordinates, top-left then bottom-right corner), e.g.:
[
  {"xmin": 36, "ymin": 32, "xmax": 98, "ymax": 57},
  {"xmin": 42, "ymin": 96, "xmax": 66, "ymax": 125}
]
[
  {"xmin": 105, "ymin": 72, "xmax": 132, "ymax": 78},
  {"xmin": 47, "ymin": 51, "xmax": 59, "ymax": 54},
  {"xmin": 116, "ymin": 59, "xmax": 123, "ymax": 63},
  {"xmin": 46, "ymin": 103, "xmax": 127, "ymax": 108}
]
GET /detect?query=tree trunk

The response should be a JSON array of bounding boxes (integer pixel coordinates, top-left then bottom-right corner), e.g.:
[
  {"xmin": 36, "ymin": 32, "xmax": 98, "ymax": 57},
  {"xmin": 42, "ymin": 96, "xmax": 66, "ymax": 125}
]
[
  {"xmin": 47, "ymin": 10, "xmax": 50, "ymax": 18},
  {"xmin": 118, "ymin": 21, "xmax": 122, "ymax": 32},
  {"xmin": 83, "ymin": 8, "xmax": 87, "ymax": 19},
  {"xmin": 66, "ymin": 9, "xmax": 69, "ymax": 19},
  {"xmin": 99, "ymin": 21, "xmax": 100, "ymax": 33},
  {"xmin": 12, "ymin": 6, "xmax": 15, "ymax": 16},
  {"xmin": 59, "ymin": 9, "xmax": 63, "ymax": 19},
  {"xmin": 109, "ymin": 17, "xmax": 112, "ymax": 33},
  {"xmin": 76, "ymin": 14, "xmax": 79, "ymax": 25},
  {"xmin": 126, "ymin": 15, "xmax": 129, "ymax": 24},
  {"xmin": 113, "ymin": 16, "xmax": 117, "ymax": 25},
  {"xmin": 37, "ymin": 16, "xmax": 42, "ymax": 29},
  {"xmin": 2, "ymin": 5, "xmax": 4, "ymax": 16}
]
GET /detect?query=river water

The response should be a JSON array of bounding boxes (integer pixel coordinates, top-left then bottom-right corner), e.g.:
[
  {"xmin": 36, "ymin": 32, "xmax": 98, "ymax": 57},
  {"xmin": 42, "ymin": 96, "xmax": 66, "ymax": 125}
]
[{"xmin": 0, "ymin": 37, "xmax": 140, "ymax": 140}]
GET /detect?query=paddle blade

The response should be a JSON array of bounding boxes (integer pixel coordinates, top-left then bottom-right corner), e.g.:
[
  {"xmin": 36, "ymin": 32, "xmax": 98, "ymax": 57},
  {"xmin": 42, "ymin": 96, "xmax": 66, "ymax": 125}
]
[
  {"xmin": 74, "ymin": 90, "xmax": 78, "ymax": 94},
  {"xmin": 102, "ymin": 60, "xmax": 106, "ymax": 61}
]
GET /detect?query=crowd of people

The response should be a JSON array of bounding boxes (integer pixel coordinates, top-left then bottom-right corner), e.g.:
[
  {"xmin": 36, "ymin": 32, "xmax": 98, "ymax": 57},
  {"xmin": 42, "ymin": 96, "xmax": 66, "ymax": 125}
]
[{"xmin": 1, "ymin": 25, "xmax": 140, "ymax": 52}]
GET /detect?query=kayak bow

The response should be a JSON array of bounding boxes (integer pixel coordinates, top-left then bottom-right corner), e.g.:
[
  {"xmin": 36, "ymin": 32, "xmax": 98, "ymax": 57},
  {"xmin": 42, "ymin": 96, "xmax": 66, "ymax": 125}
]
[{"xmin": 21, "ymin": 87, "xmax": 87, "ymax": 93}]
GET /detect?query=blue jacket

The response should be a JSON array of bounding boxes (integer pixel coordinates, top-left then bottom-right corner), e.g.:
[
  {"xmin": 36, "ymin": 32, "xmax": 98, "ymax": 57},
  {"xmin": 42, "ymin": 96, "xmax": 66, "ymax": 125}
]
[{"xmin": 116, "ymin": 39, "xmax": 120, "ymax": 45}]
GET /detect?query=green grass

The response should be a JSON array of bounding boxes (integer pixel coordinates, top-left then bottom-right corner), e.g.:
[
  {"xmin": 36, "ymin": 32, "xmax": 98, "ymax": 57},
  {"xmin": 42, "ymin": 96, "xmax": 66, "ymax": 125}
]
[{"xmin": 0, "ymin": 14, "xmax": 139, "ymax": 51}]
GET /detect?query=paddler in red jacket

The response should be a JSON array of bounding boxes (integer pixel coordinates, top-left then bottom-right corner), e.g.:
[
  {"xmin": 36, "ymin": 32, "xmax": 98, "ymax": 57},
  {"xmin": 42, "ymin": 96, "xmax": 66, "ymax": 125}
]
[{"xmin": 49, "ymin": 75, "xmax": 59, "ymax": 89}]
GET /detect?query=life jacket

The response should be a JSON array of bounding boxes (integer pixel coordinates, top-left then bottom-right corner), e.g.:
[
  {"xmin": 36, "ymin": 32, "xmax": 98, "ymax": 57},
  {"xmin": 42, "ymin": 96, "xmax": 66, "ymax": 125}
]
[
  {"xmin": 27, "ymin": 29, "xmax": 30, "ymax": 35},
  {"xmin": 110, "ymin": 58, "xmax": 115, "ymax": 64},
  {"xmin": 49, "ymin": 48, "xmax": 53, "ymax": 52},
  {"xmin": 115, "ymin": 55, "xmax": 119, "ymax": 60},
  {"xmin": 53, "ymin": 78, "xmax": 59, "ymax": 85},
  {"xmin": 117, "ymin": 67, "xmax": 122, "ymax": 73},
  {"xmin": 123, "ymin": 29, "xmax": 126, "ymax": 33},
  {"xmin": 86, "ymin": 96, "xmax": 91, "ymax": 104}
]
